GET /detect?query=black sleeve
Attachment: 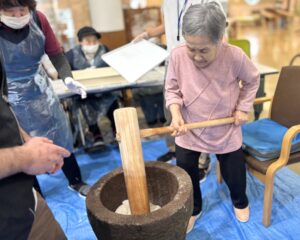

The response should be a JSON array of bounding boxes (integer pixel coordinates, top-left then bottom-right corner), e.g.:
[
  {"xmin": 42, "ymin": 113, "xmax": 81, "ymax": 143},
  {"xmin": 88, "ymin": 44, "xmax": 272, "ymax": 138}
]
[
  {"xmin": 0, "ymin": 56, "xmax": 8, "ymax": 96},
  {"xmin": 49, "ymin": 52, "xmax": 73, "ymax": 80},
  {"xmin": 104, "ymin": 45, "xmax": 109, "ymax": 53},
  {"xmin": 101, "ymin": 45, "xmax": 109, "ymax": 67},
  {"xmin": 65, "ymin": 50, "xmax": 74, "ymax": 70}
]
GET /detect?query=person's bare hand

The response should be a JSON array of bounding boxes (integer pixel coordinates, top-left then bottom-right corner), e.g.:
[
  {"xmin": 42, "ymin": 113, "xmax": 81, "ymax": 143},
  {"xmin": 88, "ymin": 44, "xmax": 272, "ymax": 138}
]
[
  {"xmin": 22, "ymin": 134, "xmax": 32, "ymax": 143},
  {"xmin": 170, "ymin": 115, "xmax": 187, "ymax": 137},
  {"xmin": 20, "ymin": 128, "xmax": 32, "ymax": 142},
  {"xmin": 233, "ymin": 110, "xmax": 248, "ymax": 126},
  {"xmin": 132, "ymin": 32, "xmax": 149, "ymax": 43},
  {"xmin": 20, "ymin": 137, "xmax": 70, "ymax": 175}
]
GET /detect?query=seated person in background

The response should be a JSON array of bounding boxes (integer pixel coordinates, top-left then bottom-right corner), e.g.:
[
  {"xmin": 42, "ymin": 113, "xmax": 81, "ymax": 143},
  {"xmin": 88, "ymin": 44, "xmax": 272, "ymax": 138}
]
[
  {"xmin": 66, "ymin": 26, "xmax": 119, "ymax": 146},
  {"xmin": 66, "ymin": 26, "xmax": 109, "ymax": 70}
]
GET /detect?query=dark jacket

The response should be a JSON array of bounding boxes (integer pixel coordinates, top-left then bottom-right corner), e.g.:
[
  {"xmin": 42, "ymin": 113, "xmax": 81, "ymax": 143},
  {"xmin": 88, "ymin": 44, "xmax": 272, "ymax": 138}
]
[
  {"xmin": 0, "ymin": 58, "xmax": 35, "ymax": 240},
  {"xmin": 66, "ymin": 44, "xmax": 109, "ymax": 70}
]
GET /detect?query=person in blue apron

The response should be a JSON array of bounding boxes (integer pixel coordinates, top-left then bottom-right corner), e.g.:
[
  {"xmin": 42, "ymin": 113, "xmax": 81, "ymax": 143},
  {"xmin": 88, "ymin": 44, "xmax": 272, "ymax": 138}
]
[
  {"xmin": 0, "ymin": 56, "xmax": 69, "ymax": 240},
  {"xmin": 0, "ymin": 0, "xmax": 90, "ymax": 197},
  {"xmin": 66, "ymin": 26, "xmax": 119, "ymax": 147}
]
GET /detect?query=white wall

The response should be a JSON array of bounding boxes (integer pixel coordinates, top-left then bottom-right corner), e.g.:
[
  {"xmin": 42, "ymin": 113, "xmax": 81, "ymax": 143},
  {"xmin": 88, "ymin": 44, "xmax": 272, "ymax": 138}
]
[{"xmin": 88, "ymin": 0, "xmax": 125, "ymax": 32}]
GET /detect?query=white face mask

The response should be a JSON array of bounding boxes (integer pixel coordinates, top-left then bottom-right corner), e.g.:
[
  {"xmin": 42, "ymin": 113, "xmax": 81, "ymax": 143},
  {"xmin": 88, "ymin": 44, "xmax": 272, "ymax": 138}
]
[
  {"xmin": 82, "ymin": 44, "xmax": 99, "ymax": 54},
  {"xmin": 1, "ymin": 13, "xmax": 31, "ymax": 29}
]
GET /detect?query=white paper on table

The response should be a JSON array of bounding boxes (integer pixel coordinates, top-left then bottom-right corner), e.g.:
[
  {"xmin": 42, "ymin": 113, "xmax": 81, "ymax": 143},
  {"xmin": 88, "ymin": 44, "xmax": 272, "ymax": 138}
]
[{"xmin": 102, "ymin": 40, "xmax": 169, "ymax": 83}]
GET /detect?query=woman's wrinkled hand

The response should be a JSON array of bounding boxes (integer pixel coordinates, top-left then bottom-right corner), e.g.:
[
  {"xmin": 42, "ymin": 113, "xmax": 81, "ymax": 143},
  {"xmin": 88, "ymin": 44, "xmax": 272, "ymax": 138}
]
[
  {"xmin": 170, "ymin": 115, "xmax": 187, "ymax": 137},
  {"xmin": 233, "ymin": 110, "xmax": 248, "ymax": 126}
]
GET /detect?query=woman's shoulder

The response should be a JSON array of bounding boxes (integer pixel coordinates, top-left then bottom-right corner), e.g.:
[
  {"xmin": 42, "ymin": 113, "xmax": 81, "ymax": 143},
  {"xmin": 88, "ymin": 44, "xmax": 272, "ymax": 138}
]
[
  {"xmin": 220, "ymin": 42, "xmax": 253, "ymax": 75},
  {"xmin": 35, "ymin": 10, "xmax": 50, "ymax": 31},
  {"xmin": 223, "ymin": 42, "xmax": 246, "ymax": 59},
  {"xmin": 169, "ymin": 44, "xmax": 188, "ymax": 66},
  {"xmin": 220, "ymin": 42, "xmax": 247, "ymax": 69},
  {"xmin": 170, "ymin": 43, "xmax": 187, "ymax": 57},
  {"xmin": 35, "ymin": 10, "xmax": 48, "ymax": 22}
]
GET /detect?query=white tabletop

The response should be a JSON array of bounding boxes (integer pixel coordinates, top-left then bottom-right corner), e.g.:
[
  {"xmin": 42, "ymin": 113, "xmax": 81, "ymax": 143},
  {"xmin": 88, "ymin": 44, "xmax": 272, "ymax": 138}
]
[
  {"xmin": 52, "ymin": 63, "xmax": 278, "ymax": 99},
  {"xmin": 51, "ymin": 66, "xmax": 165, "ymax": 98}
]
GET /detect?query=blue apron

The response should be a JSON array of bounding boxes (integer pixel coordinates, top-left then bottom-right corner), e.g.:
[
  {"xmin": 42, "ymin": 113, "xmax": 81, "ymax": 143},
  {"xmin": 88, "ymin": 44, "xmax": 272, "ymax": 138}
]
[{"xmin": 0, "ymin": 14, "xmax": 73, "ymax": 151}]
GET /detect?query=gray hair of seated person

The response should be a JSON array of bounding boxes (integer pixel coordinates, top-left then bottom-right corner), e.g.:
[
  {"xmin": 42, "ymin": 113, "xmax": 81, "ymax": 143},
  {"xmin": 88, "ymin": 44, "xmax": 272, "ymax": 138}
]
[{"xmin": 182, "ymin": 2, "xmax": 227, "ymax": 44}]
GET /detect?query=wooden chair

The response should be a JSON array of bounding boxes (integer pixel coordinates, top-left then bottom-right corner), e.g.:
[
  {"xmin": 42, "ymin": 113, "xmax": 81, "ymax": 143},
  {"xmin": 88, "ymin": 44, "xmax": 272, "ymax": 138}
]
[
  {"xmin": 217, "ymin": 66, "xmax": 300, "ymax": 227},
  {"xmin": 260, "ymin": 9, "xmax": 279, "ymax": 28},
  {"xmin": 289, "ymin": 53, "xmax": 300, "ymax": 66}
]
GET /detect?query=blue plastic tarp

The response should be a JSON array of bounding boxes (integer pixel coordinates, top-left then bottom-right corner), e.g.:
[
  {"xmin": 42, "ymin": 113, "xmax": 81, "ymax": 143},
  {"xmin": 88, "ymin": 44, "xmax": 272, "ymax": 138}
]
[{"xmin": 38, "ymin": 139, "xmax": 300, "ymax": 240}]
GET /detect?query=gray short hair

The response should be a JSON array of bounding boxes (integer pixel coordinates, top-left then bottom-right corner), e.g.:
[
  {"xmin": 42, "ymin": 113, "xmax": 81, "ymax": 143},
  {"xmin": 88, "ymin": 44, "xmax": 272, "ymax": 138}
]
[{"xmin": 182, "ymin": 2, "xmax": 226, "ymax": 44}]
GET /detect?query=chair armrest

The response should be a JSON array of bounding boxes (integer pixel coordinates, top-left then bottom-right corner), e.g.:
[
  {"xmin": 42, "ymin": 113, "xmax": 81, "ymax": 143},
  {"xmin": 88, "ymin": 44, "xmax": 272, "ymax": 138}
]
[
  {"xmin": 290, "ymin": 53, "xmax": 300, "ymax": 66},
  {"xmin": 253, "ymin": 96, "xmax": 272, "ymax": 105},
  {"xmin": 278, "ymin": 125, "xmax": 300, "ymax": 165},
  {"xmin": 267, "ymin": 124, "xmax": 300, "ymax": 177}
]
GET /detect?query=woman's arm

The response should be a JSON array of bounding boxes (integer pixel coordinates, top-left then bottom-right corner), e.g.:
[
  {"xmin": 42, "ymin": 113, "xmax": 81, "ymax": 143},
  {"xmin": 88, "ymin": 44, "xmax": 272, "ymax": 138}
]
[
  {"xmin": 165, "ymin": 52, "xmax": 187, "ymax": 136},
  {"xmin": 235, "ymin": 54, "xmax": 260, "ymax": 113},
  {"xmin": 146, "ymin": 24, "xmax": 165, "ymax": 39},
  {"xmin": 232, "ymin": 52, "xmax": 259, "ymax": 125},
  {"xmin": 169, "ymin": 103, "xmax": 187, "ymax": 136},
  {"xmin": 36, "ymin": 11, "xmax": 73, "ymax": 79},
  {"xmin": 133, "ymin": 21, "xmax": 165, "ymax": 42},
  {"xmin": 164, "ymin": 53, "xmax": 183, "ymax": 110},
  {"xmin": 48, "ymin": 53, "xmax": 73, "ymax": 79}
]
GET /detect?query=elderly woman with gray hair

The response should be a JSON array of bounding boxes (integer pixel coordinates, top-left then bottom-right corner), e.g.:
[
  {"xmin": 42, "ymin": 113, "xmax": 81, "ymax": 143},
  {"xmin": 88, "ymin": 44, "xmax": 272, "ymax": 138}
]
[{"xmin": 165, "ymin": 2, "xmax": 260, "ymax": 233}]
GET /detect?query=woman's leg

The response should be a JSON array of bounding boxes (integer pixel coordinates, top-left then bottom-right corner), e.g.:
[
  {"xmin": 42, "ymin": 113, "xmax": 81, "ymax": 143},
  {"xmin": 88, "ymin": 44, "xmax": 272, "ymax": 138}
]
[
  {"xmin": 62, "ymin": 153, "xmax": 90, "ymax": 197},
  {"xmin": 106, "ymin": 99, "xmax": 119, "ymax": 132},
  {"xmin": 175, "ymin": 144, "xmax": 202, "ymax": 215},
  {"xmin": 217, "ymin": 148, "xmax": 248, "ymax": 209},
  {"xmin": 62, "ymin": 153, "xmax": 82, "ymax": 185}
]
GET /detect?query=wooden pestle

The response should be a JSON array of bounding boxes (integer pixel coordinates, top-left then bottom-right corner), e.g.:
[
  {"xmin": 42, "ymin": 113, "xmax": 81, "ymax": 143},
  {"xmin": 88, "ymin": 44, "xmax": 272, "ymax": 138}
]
[
  {"xmin": 114, "ymin": 107, "xmax": 150, "ymax": 215},
  {"xmin": 114, "ymin": 107, "xmax": 236, "ymax": 215}
]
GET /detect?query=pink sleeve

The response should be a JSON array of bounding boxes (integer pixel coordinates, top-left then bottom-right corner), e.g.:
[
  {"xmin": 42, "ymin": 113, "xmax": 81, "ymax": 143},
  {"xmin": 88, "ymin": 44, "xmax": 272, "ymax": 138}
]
[
  {"xmin": 165, "ymin": 51, "xmax": 184, "ymax": 109},
  {"xmin": 235, "ymin": 53, "xmax": 260, "ymax": 112},
  {"xmin": 37, "ymin": 11, "xmax": 63, "ymax": 56}
]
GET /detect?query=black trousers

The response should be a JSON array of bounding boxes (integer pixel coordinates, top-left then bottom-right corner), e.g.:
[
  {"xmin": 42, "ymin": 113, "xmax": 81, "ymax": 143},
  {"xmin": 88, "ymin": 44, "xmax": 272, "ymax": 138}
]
[
  {"xmin": 34, "ymin": 153, "xmax": 82, "ymax": 196},
  {"xmin": 62, "ymin": 153, "xmax": 82, "ymax": 185},
  {"xmin": 176, "ymin": 144, "xmax": 248, "ymax": 216},
  {"xmin": 106, "ymin": 99, "xmax": 119, "ymax": 132}
]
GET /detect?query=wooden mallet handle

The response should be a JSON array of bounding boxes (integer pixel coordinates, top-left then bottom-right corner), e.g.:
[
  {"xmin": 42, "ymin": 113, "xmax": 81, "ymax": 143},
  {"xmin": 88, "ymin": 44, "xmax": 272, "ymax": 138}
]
[{"xmin": 140, "ymin": 117, "xmax": 235, "ymax": 138}]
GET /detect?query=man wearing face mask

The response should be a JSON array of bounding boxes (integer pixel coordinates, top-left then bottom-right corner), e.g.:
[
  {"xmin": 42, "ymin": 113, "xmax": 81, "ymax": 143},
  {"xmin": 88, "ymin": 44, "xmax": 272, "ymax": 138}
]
[
  {"xmin": 66, "ymin": 26, "xmax": 119, "ymax": 147},
  {"xmin": 0, "ymin": 0, "xmax": 90, "ymax": 198},
  {"xmin": 66, "ymin": 26, "xmax": 109, "ymax": 70}
]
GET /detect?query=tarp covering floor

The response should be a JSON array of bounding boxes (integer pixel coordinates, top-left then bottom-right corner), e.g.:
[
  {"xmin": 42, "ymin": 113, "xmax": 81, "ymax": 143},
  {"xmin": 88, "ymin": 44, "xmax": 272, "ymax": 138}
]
[{"xmin": 37, "ymin": 139, "xmax": 300, "ymax": 240}]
